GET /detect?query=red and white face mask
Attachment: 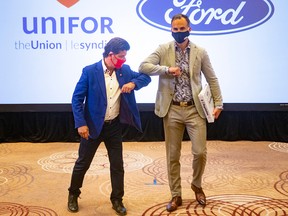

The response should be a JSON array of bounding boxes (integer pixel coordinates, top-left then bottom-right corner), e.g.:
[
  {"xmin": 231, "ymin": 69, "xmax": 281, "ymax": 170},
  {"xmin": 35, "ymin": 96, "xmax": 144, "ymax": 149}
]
[{"xmin": 111, "ymin": 54, "xmax": 126, "ymax": 69}]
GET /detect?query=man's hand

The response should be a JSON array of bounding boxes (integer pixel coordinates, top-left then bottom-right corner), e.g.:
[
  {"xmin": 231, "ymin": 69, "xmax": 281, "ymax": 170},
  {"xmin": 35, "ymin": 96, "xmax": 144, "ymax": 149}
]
[
  {"xmin": 213, "ymin": 107, "xmax": 222, "ymax": 120},
  {"xmin": 78, "ymin": 125, "xmax": 89, "ymax": 140},
  {"xmin": 121, "ymin": 82, "xmax": 136, "ymax": 93},
  {"xmin": 168, "ymin": 66, "xmax": 182, "ymax": 77}
]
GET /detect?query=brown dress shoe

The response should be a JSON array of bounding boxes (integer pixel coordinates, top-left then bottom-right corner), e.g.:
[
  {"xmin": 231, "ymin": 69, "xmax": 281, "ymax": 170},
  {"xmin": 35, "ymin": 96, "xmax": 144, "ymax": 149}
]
[
  {"xmin": 166, "ymin": 196, "xmax": 182, "ymax": 212},
  {"xmin": 191, "ymin": 184, "xmax": 206, "ymax": 206}
]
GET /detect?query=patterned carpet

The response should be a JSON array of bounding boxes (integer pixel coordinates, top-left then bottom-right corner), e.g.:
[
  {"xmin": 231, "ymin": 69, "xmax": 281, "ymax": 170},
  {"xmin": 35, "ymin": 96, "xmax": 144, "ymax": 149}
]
[{"xmin": 0, "ymin": 141, "xmax": 287, "ymax": 216}]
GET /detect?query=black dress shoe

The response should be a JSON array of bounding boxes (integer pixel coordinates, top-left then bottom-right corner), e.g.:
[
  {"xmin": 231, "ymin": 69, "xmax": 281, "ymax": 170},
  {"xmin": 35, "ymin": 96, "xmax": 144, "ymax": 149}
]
[
  {"xmin": 112, "ymin": 200, "xmax": 127, "ymax": 216},
  {"xmin": 68, "ymin": 194, "xmax": 79, "ymax": 212},
  {"xmin": 166, "ymin": 196, "xmax": 182, "ymax": 212}
]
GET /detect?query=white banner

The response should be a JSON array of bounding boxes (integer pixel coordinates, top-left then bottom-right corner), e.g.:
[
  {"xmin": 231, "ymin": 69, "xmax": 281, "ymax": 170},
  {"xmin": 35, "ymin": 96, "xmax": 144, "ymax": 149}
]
[{"xmin": 0, "ymin": 0, "xmax": 287, "ymax": 104}]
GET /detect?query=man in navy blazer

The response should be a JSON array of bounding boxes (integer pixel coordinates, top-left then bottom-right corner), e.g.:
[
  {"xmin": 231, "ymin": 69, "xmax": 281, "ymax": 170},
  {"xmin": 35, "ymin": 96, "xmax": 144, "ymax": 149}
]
[{"xmin": 68, "ymin": 37, "xmax": 151, "ymax": 216}]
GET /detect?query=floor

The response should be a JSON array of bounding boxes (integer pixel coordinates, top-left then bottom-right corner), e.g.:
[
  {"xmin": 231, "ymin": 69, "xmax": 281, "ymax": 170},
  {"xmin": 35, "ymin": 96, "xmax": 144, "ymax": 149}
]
[{"xmin": 0, "ymin": 140, "xmax": 287, "ymax": 216}]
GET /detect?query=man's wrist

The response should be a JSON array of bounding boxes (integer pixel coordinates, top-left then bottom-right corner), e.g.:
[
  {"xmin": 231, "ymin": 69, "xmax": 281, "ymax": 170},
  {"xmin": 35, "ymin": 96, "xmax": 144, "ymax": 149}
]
[
  {"xmin": 165, "ymin": 66, "xmax": 170, "ymax": 74},
  {"xmin": 216, "ymin": 105, "xmax": 224, "ymax": 110},
  {"xmin": 130, "ymin": 81, "xmax": 136, "ymax": 88}
]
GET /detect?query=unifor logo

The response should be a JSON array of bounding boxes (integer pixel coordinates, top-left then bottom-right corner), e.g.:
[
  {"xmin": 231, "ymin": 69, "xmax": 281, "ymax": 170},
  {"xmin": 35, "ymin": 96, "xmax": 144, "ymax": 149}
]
[
  {"xmin": 58, "ymin": 0, "xmax": 79, "ymax": 8},
  {"xmin": 136, "ymin": 0, "xmax": 274, "ymax": 35}
]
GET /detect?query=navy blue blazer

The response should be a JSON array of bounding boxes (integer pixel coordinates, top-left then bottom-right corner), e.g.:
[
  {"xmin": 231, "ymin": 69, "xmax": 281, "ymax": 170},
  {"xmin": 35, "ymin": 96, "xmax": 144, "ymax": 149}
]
[{"xmin": 72, "ymin": 60, "xmax": 151, "ymax": 139}]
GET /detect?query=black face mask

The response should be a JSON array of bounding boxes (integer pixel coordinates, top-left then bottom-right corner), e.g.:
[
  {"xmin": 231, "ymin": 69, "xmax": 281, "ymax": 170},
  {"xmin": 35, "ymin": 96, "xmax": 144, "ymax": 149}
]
[{"xmin": 172, "ymin": 31, "xmax": 190, "ymax": 43}]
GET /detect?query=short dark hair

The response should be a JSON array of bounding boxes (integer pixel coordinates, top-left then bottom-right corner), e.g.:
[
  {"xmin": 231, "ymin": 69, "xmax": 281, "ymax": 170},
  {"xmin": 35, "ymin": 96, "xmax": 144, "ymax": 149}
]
[
  {"xmin": 171, "ymin": 14, "xmax": 190, "ymax": 27},
  {"xmin": 103, "ymin": 37, "xmax": 130, "ymax": 58}
]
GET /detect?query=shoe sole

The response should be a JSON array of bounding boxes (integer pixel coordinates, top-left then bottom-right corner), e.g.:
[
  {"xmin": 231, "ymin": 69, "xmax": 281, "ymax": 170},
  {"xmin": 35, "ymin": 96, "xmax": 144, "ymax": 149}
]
[
  {"xmin": 112, "ymin": 207, "xmax": 127, "ymax": 216},
  {"xmin": 67, "ymin": 207, "xmax": 78, "ymax": 213}
]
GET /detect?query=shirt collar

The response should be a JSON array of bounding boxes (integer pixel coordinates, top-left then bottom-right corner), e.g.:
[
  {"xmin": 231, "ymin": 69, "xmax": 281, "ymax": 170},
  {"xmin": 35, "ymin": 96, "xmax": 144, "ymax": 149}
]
[
  {"xmin": 102, "ymin": 59, "xmax": 108, "ymax": 74},
  {"xmin": 174, "ymin": 40, "xmax": 191, "ymax": 51}
]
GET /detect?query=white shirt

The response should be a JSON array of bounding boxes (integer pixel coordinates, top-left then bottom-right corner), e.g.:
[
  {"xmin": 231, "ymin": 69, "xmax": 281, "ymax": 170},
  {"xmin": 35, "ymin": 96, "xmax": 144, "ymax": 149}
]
[{"xmin": 102, "ymin": 60, "xmax": 121, "ymax": 121}]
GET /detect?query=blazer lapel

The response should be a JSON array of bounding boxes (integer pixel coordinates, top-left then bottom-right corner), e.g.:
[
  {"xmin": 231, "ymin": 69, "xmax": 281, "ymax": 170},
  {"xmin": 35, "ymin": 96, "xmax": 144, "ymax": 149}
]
[
  {"xmin": 95, "ymin": 60, "xmax": 106, "ymax": 99},
  {"xmin": 168, "ymin": 42, "xmax": 176, "ymax": 66},
  {"xmin": 189, "ymin": 42, "xmax": 198, "ymax": 76}
]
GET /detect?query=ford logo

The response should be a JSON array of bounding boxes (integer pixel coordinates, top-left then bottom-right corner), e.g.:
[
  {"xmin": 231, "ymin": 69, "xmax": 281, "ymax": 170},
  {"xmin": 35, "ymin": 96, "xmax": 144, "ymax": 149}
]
[{"xmin": 136, "ymin": 0, "xmax": 274, "ymax": 35}]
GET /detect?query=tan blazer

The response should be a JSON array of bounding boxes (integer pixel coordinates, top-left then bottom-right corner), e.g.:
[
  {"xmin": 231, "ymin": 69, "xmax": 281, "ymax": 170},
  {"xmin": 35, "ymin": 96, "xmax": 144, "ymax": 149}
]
[{"xmin": 139, "ymin": 41, "xmax": 223, "ymax": 119}]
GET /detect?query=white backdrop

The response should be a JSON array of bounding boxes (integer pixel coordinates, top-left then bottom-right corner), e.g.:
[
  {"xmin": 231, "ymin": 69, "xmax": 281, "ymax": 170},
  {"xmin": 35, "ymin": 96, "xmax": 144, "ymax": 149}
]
[{"xmin": 0, "ymin": 0, "xmax": 287, "ymax": 105}]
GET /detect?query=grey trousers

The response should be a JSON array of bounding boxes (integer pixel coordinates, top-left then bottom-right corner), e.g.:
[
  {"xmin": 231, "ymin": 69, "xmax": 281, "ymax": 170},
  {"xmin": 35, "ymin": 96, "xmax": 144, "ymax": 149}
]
[{"xmin": 163, "ymin": 104, "xmax": 207, "ymax": 198}]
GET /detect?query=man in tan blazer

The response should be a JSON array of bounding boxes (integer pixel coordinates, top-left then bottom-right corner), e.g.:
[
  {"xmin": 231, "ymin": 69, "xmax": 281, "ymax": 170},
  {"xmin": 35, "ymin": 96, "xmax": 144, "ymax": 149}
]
[{"xmin": 139, "ymin": 14, "xmax": 223, "ymax": 212}]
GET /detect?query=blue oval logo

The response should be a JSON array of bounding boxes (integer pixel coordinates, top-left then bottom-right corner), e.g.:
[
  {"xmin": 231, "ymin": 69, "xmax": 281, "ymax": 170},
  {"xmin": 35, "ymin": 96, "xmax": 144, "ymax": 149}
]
[{"xmin": 136, "ymin": 0, "xmax": 274, "ymax": 35}]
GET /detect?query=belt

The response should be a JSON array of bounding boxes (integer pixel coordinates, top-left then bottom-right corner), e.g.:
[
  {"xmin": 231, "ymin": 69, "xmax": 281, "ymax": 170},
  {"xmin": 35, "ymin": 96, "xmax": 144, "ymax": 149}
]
[
  {"xmin": 104, "ymin": 116, "xmax": 119, "ymax": 125},
  {"xmin": 172, "ymin": 100, "xmax": 194, "ymax": 107}
]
